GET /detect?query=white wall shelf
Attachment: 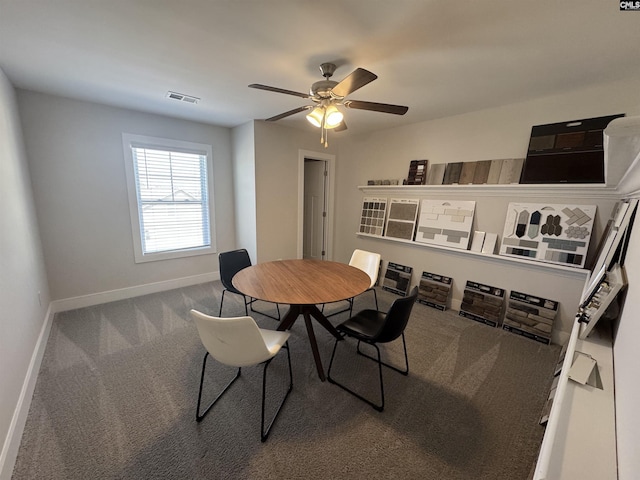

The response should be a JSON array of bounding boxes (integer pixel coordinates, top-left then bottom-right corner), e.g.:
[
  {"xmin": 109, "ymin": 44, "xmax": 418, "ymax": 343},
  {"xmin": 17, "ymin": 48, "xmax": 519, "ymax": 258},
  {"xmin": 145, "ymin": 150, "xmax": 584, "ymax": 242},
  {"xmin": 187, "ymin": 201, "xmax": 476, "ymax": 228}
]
[
  {"xmin": 356, "ymin": 231, "xmax": 589, "ymax": 278},
  {"xmin": 358, "ymin": 184, "xmax": 619, "ymax": 199}
]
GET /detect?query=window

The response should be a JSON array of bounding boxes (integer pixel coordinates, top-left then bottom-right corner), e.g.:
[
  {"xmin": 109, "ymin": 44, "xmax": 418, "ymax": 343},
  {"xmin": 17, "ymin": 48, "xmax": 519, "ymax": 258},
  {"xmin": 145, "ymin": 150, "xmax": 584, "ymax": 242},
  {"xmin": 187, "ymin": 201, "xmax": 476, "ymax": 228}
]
[{"xmin": 122, "ymin": 134, "xmax": 215, "ymax": 263}]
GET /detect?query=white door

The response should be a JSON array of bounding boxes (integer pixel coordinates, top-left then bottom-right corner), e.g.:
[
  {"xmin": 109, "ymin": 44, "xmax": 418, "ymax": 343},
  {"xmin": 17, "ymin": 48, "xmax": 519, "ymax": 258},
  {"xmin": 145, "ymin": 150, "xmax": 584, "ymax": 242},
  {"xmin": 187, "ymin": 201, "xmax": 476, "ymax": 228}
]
[{"xmin": 303, "ymin": 159, "xmax": 327, "ymax": 260}]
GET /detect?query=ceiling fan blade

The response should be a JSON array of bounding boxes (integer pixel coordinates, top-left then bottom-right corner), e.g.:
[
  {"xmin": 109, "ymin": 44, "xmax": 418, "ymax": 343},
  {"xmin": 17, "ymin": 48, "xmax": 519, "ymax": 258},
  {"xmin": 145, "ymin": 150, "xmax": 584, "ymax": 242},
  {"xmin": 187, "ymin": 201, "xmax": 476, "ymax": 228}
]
[
  {"xmin": 334, "ymin": 120, "xmax": 347, "ymax": 132},
  {"xmin": 331, "ymin": 68, "xmax": 378, "ymax": 98},
  {"xmin": 344, "ymin": 100, "xmax": 408, "ymax": 115},
  {"xmin": 264, "ymin": 106, "xmax": 311, "ymax": 121},
  {"xmin": 249, "ymin": 84, "xmax": 310, "ymax": 99}
]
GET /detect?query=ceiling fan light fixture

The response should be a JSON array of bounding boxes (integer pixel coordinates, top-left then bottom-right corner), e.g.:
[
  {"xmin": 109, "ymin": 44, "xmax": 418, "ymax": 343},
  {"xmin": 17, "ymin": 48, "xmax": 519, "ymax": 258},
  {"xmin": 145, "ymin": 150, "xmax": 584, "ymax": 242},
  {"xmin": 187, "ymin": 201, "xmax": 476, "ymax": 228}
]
[
  {"xmin": 324, "ymin": 105, "xmax": 343, "ymax": 129},
  {"xmin": 306, "ymin": 107, "xmax": 324, "ymax": 128}
]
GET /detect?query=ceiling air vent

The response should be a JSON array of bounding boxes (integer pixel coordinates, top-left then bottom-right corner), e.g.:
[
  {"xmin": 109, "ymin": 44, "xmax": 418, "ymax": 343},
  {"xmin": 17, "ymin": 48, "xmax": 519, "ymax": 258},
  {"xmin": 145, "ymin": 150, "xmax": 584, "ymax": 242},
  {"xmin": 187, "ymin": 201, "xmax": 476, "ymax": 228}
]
[{"xmin": 166, "ymin": 91, "xmax": 200, "ymax": 104}]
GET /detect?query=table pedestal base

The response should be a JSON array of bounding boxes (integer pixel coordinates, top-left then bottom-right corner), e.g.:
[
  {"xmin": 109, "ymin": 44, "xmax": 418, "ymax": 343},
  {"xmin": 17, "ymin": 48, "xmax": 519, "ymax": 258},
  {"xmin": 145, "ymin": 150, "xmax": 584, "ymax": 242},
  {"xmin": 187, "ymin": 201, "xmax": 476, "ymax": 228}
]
[{"xmin": 277, "ymin": 304, "xmax": 342, "ymax": 381}]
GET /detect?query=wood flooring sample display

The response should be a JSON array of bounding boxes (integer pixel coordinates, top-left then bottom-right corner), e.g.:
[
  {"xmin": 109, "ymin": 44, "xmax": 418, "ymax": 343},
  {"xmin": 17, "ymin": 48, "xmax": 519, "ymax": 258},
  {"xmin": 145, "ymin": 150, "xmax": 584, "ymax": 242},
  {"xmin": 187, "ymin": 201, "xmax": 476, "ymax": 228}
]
[
  {"xmin": 427, "ymin": 163, "xmax": 446, "ymax": 185},
  {"xmin": 473, "ymin": 160, "xmax": 491, "ymax": 184},
  {"xmin": 487, "ymin": 159, "xmax": 504, "ymax": 184},
  {"xmin": 459, "ymin": 281, "xmax": 505, "ymax": 327},
  {"xmin": 498, "ymin": 158, "xmax": 524, "ymax": 184},
  {"xmin": 384, "ymin": 198, "xmax": 419, "ymax": 241},
  {"xmin": 458, "ymin": 162, "xmax": 477, "ymax": 185},
  {"xmin": 443, "ymin": 162, "xmax": 463, "ymax": 184}
]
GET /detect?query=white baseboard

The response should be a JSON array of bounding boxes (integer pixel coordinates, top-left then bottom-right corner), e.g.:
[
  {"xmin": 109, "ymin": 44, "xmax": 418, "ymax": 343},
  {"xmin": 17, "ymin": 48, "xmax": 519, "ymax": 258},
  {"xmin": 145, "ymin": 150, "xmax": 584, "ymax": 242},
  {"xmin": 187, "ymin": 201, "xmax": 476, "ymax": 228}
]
[
  {"xmin": 1, "ymin": 272, "xmax": 221, "ymax": 479},
  {"xmin": 50, "ymin": 271, "xmax": 220, "ymax": 313},
  {"xmin": 0, "ymin": 304, "xmax": 54, "ymax": 480}
]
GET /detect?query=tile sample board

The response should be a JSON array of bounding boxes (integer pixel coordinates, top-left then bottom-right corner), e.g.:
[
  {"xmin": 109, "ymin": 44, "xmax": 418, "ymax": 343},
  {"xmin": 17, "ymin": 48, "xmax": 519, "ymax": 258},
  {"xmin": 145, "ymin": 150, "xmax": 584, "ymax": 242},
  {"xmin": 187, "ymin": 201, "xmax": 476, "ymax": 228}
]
[
  {"xmin": 459, "ymin": 281, "xmax": 505, "ymax": 327},
  {"xmin": 415, "ymin": 199, "xmax": 476, "ymax": 249},
  {"xmin": 358, "ymin": 197, "xmax": 387, "ymax": 236},
  {"xmin": 384, "ymin": 198, "xmax": 419, "ymax": 241},
  {"xmin": 499, "ymin": 202, "xmax": 596, "ymax": 268},
  {"xmin": 418, "ymin": 271, "xmax": 452, "ymax": 310},
  {"xmin": 503, "ymin": 290, "xmax": 558, "ymax": 344},
  {"xmin": 487, "ymin": 159, "xmax": 504, "ymax": 184},
  {"xmin": 382, "ymin": 262, "xmax": 413, "ymax": 296}
]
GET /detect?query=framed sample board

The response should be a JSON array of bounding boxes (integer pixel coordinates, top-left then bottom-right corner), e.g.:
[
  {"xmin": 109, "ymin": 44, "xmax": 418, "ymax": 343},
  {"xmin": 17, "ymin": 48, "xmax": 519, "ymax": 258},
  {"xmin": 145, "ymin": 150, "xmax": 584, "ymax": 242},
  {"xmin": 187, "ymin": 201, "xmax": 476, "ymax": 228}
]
[
  {"xmin": 503, "ymin": 290, "xmax": 558, "ymax": 345},
  {"xmin": 499, "ymin": 202, "xmax": 596, "ymax": 268},
  {"xmin": 384, "ymin": 198, "xmax": 419, "ymax": 241},
  {"xmin": 415, "ymin": 200, "xmax": 476, "ymax": 250},
  {"xmin": 359, "ymin": 197, "xmax": 387, "ymax": 236},
  {"xmin": 418, "ymin": 271, "xmax": 452, "ymax": 311},
  {"xmin": 459, "ymin": 281, "xmax": 505, "ymax": 327},
  {"xmin": 382, "ymin": 262, "xmax": 413, "ymax": 296},
  {"xmin": 406, "ymin": 159, "xmax": 428, "ymax": 185}
]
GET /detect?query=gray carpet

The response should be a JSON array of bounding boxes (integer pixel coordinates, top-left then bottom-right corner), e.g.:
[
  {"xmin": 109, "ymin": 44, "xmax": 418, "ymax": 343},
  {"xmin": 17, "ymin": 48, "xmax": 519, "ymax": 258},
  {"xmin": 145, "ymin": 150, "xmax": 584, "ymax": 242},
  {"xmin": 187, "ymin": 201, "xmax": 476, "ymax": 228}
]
[{"xmin": 12, "ymin": 282, "xmax": 559, "ymax": 479}]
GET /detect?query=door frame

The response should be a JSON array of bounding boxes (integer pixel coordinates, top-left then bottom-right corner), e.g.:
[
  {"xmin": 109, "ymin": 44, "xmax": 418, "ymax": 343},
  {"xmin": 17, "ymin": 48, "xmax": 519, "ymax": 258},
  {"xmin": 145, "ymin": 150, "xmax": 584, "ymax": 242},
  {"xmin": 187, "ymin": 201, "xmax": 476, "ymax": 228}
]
[{"xmin": 297, "ymin": 149, "xmax": 336, "ymax": 260}]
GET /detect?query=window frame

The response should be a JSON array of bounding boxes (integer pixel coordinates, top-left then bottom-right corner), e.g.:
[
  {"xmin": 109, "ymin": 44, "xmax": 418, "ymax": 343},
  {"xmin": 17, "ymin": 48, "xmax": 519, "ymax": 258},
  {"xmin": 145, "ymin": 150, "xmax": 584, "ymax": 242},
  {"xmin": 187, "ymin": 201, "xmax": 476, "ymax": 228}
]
[{"xmin": 122, "ymin": 133, "xmax": 216, "ymax": 263}]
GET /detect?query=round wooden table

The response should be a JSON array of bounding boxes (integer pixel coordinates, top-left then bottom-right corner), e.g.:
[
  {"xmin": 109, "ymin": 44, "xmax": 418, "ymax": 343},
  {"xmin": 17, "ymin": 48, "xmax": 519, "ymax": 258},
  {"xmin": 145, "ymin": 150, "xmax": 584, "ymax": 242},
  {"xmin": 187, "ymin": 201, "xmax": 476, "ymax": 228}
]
[{"xmin": 233, "ymin": 259, "xmax": 371, "ymax": 381}]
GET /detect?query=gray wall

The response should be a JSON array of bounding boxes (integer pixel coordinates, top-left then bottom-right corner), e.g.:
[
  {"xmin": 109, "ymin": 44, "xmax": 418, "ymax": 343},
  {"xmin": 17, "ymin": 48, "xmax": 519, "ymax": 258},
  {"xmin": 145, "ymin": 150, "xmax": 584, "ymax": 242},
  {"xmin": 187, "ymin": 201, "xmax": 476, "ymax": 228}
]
[
  {"xmin": 334, "ymin": 76, "xmax": 640, "ymax": 342},
  {"xmin": 0, "ymin": 70, "xmax": 50, "ymax": 477},
  {"xmin": 17, "ymin": 91, "xmax": 236, "ymax": 301}
]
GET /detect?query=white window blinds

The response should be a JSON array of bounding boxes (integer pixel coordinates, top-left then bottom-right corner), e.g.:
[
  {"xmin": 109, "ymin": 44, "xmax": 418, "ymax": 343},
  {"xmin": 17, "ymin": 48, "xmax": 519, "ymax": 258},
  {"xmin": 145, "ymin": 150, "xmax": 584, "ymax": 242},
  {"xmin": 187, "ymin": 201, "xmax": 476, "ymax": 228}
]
[{"xmin": 123, "ymin": 134, "xmax": 215, "ymax": 263}]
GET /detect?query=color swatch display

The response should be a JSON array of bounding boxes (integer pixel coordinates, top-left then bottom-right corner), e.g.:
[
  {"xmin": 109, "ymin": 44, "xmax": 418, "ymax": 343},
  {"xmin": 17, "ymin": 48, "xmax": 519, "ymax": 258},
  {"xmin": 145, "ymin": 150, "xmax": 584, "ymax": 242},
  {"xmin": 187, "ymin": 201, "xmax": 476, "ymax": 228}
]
[
  {"xmin": 406, "ymin": 159, "xmax": 428, "ymax": 185},
  {"xmin": 503, "ymin": 290, "xmax": 558, "ymax": 344},
  {"xmin": 418, "ymin": 271, "xmax": 452, "ymax": 311},
  {"xmin": 415, "ymin": 199, "xmax": 476, "ymax": 249},
  {"xmin": 499, "ymin": 203, "xmax": 596, "ymax": 268},
  {"xmin": 459, "ymin": 281, "xmax": 505, "ymax": 327},
  {"xmin": 384, "ymin": 198, "xmax": 419, "ymax": 241},
  {"xmin": 382, "ymin": 262, "xmax": 413, "ymax": 296},
  {"xmin": 359, "ymin": 197, "xmax": 387, "ymax": 236}
]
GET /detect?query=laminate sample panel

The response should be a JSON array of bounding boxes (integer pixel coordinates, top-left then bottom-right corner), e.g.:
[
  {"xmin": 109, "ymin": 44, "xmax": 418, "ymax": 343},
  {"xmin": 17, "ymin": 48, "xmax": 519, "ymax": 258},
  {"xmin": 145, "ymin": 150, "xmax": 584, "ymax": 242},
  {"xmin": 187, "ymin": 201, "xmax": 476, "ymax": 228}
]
[
  {"xmin": 427, "ymin": 163, "xmax": 446, "ymax": 185},
  {"xmin": 500, "ymin": 202, "xmax": 596, "ymax": 268},
  {"xmin": 415, "ymin": 199, "xmax": 476, "ymax": 249},
  {"xmin": 498, "ymin": 158, "xmax": 524, "ymax": 184},
  {"xmin": 443, "ymin": 162, "xmax": 463, "ymax": 184},
  {"xmin": 487, "ymin": 159, "xmax": 504, "ymax": 184},
  {"xmin": 458, "ymin": 161, "xmax": 477, "ymax": 185},
  {"xmin": 384, "ymin": 198, "xmax": 419, "ymax": 241},
  {"xmin": 472, "ymin": 160, "xmax": 491, "ymax": 184}
]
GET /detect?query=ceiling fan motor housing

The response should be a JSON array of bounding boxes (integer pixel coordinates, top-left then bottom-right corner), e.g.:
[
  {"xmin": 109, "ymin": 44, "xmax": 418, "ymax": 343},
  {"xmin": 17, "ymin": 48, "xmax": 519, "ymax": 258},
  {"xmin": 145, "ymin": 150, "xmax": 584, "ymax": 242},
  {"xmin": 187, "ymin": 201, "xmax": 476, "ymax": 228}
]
[{"xmin": 310, "ymin": 80, "xmax": 339, "ymax": 99}]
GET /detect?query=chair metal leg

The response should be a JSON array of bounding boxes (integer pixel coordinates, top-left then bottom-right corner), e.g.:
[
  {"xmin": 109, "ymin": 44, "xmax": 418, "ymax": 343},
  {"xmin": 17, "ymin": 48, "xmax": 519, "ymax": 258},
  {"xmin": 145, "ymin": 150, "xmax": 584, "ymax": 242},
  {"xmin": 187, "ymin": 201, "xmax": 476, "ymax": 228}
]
[
  {"xmin": 196, "ymin": 352, "xmax": 241, "ymax": 422},
  {"xmin": 327, "ymin": 338, "xmax": 385, "ymax": 412},
  {"xmin": 324, "ymin": 298, "xmax": 353, "ymax": 319},
  {"xmin": 371, "ymin": 287, "xmax": 379, "ymax": 311},
  {"xmin": 250, "ymin": 297, "xmax": 281, "ymax": 322},
  {"xmin": 261, "ymin": 342, "xmax": 293, "ymax": 442},
  {"xmin": 356, "ymin": 333, "xmax": 409, "ymax": 375}
]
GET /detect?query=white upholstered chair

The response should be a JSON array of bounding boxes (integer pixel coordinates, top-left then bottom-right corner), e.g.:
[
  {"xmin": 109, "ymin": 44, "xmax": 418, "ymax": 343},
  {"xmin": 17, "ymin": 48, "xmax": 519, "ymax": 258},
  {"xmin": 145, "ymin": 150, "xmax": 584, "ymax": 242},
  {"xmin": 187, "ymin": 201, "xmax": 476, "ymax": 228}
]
[
  {"xmin": 324, "ymin": 249, "xmax": 381, "ymax": 317},
  {"xmin": 191, "ymin": 309, "xmax": 293, "ymax": 442}
]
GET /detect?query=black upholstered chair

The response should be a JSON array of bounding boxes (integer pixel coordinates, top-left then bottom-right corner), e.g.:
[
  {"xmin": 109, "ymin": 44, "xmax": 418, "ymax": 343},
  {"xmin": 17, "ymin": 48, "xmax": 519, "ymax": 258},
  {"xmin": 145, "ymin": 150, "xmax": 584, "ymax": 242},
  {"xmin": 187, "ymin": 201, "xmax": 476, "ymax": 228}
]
[
  {"xmin": 327, "ymin": 286, "xmax": 418, "ymax": 411},
  {"xmin": 218, "ymin": 249, "xmax": 281, "ymax": 321}
]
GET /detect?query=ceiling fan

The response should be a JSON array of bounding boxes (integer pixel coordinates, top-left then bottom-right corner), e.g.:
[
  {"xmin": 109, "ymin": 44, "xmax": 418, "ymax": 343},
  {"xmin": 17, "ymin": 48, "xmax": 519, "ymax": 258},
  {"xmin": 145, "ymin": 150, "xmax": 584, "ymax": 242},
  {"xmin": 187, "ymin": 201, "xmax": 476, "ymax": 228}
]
[{"xmin": 249, "ymin": 63, "xmax": 409, "ymax": 147}]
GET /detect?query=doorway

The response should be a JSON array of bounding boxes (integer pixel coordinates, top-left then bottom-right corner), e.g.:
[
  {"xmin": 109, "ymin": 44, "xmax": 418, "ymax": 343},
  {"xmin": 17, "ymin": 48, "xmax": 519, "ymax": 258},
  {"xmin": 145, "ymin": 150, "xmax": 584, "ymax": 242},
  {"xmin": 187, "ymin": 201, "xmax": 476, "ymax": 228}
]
[
  {"xmin": 303, "ymin": 159, "xmax": 327, "ymax": 259},
  {"xmin": 297, "ymin": 150, "xmax": 335, "ymax": 260}
]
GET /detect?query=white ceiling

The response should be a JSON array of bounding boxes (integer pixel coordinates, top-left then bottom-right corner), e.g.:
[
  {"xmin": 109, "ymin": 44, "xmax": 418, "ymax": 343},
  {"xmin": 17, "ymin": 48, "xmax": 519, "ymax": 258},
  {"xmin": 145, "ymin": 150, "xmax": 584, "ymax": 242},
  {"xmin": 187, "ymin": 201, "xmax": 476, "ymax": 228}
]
[{"xmin": 1, "ymin": 0, "xmax": 640, "ymax": 135}]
